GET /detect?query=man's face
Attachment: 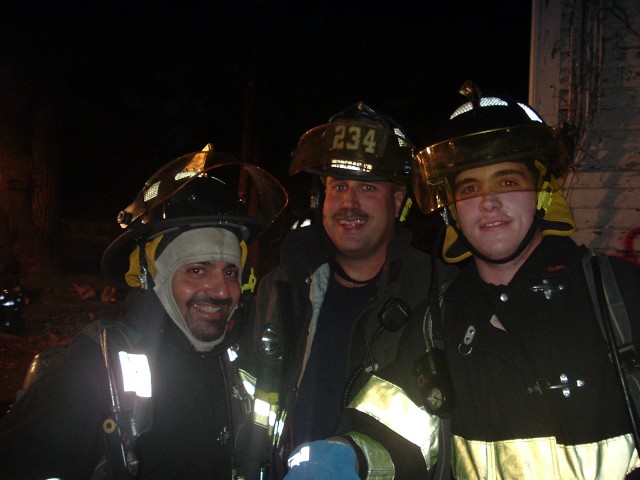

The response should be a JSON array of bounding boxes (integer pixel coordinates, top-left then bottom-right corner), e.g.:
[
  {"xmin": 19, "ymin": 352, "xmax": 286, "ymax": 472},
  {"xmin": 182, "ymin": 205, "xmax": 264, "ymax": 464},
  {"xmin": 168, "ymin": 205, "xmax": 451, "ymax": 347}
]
[
  {"xmin": 454, "ymin": 161, "xmax": 539, "ymax": 262},
  {"xmin": 322, "ymin": 177, "xmax": 404, "ymax": 260},
  {"xmin": 171, "ymin": 261, "xmax": 241, "ymax": 342}
]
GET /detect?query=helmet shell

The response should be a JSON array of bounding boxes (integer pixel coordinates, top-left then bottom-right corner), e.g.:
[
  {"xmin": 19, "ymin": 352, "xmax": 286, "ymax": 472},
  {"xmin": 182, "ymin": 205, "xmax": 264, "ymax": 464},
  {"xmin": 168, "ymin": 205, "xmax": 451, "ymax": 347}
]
[
  {"xmin": 413, "ymin": 94, "xmax": 570, "ymax": 213},
  {"xmin": 101, "ymin": 147, "xmax": 288, "ymax": 287},
  {"xmin": 289, "ymin": 102, "xmax": 415, "ymax": 184}
]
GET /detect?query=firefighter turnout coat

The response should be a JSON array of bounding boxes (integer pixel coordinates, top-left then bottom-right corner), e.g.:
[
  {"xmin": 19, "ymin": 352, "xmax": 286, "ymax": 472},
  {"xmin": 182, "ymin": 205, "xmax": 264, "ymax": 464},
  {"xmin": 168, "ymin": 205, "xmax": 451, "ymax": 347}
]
[
  {"xmin": 246, "ymin": 223, "xmax": 454, "ymax": 477},
  {"xmin": 337, "ymin": 236, "xmax": 640, "ymax": 479}
]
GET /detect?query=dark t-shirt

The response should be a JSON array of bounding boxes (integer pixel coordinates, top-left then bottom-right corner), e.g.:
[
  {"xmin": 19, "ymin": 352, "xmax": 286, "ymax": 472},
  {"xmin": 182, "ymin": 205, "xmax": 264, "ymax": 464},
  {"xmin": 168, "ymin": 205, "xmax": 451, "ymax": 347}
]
[{"xmin": 290, "ymin": 273, "xmax": 376, "ymax": 446}]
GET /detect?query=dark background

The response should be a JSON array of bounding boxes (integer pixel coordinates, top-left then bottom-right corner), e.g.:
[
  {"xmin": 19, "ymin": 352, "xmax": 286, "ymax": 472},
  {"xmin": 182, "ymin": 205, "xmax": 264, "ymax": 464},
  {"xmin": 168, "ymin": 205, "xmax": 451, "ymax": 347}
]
[{"xmin": 1, "ymin": 0, "xmax": 532, "ymax": 234}]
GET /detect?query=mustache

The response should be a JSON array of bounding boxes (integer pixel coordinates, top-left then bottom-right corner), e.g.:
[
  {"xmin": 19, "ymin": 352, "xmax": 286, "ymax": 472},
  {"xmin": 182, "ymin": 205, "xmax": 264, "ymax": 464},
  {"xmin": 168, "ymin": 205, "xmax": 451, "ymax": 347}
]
[
  {"xmin": 186, "ymin": 295, "xmax": 232, "ymax": 309},
  {"xmin": 333, "ymin": 209, "xmax": 369, "ymax": 221}
]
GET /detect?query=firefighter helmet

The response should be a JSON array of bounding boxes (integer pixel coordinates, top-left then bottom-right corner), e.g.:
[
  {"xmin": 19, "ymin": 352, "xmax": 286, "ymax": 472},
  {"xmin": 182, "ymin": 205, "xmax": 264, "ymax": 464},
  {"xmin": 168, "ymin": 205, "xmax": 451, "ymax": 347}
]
[
  {"xmin": 289, "ymin": 101, "xmax": 415, "ymax": 184},
  {"xmin": 413, "ymin": 81, "xmax": 575, "ymax": 264},
  {"xmin": 412, "ymin": 81, "xmax": 571, "ymax": 214},
  {"xmin": 101, "ymin": 145, "xmax": 288, "ymax": 287}
]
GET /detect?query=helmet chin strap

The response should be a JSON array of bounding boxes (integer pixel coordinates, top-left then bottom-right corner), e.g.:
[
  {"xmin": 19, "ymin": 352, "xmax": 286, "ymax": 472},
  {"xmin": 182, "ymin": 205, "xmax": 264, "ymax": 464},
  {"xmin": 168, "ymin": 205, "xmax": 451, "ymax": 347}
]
[{"xmin": 459, "ymin": 210, "xmax": 543, "ymax": 265}]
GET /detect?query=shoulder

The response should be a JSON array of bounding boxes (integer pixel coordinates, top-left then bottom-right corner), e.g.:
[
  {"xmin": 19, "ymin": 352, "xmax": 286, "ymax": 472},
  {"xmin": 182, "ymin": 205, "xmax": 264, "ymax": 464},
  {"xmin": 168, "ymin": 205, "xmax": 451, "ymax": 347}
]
[
  {"xmin": 79, "ymin": 317, "xmax": 142, "ymax": 349},
  {"xmin": 607, "ymin": 255, "xmax": 640, "ymax": 278},
  {"xmin": 278, "ymin": 225, "xmax": 329, "ymax": 282},
  {"xmin": 579, "ymin": 246, "xmax": 640, "ymax": 288},
  {"xmin": 604, "ymin": 254, "xmax": 640, "ymax": 310}
]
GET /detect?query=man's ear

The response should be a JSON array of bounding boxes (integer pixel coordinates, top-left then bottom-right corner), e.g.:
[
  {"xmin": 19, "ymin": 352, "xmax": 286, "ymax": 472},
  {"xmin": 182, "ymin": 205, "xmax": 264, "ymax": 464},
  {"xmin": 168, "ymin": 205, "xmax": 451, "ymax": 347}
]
[{"xmin": 393, "ymin": 186, "xmax": 407, "ymax": 218}]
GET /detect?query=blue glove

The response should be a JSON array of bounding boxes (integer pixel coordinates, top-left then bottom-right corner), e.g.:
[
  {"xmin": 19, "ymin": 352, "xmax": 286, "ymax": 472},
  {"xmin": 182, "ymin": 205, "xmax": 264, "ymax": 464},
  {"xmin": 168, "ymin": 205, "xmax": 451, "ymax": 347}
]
[{"xmin": 285, "ymin": 439, "xmax": 360, "ymax": 479}]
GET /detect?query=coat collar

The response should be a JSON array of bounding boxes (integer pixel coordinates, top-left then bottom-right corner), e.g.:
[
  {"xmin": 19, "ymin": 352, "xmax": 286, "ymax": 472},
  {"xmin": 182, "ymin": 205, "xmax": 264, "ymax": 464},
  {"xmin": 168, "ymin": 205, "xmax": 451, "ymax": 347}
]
[
  {"xmin": 279, "ymin": 223, "xmax": 415, "ymax": 288},
  {"xmin": 447, "ymin": 236, "xmax": 582, "ymax": 301}
]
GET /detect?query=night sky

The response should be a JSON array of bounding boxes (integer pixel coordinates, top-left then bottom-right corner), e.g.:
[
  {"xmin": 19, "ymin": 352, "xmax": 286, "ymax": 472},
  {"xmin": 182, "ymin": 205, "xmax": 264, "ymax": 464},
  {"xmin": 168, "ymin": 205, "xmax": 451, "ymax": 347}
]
[{"xmin": 1, "ymin": 0, "xmax": 533, "ymax": 223}]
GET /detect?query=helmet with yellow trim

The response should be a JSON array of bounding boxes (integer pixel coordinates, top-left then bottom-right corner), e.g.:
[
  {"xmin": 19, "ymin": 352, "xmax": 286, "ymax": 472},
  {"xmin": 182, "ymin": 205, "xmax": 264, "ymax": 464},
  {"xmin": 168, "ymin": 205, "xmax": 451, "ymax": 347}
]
[
  {"xmin": 101, "ymin": 144, "xmax": 288, "ymax": 289},
  {"xmin": 412, "ymin": 81, "xmax": 576, "ymax": 264},
  {"xmin": 289, "ymin": 101, "xmax": 415, "ymax": 185}
]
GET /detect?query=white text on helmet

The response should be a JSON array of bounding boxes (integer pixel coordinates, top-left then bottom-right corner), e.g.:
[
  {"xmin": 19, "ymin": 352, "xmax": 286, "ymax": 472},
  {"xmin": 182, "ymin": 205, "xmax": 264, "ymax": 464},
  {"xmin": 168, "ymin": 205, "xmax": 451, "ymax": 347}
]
[{"xmin": 330, "ymin": 159, "xmax": 373, "ymax": 173}]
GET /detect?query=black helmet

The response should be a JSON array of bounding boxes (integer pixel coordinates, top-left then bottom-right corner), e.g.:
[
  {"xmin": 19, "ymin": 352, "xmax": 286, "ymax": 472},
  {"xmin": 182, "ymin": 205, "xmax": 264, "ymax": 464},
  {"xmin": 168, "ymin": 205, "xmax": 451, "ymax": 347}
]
[
  {"xmin": 101, "ymin": 145, "xmax": 288, "ymax": 287},
  {"xmin": 413, "ymin": 81, "xmax": 571, "ymax": 213},
  {"xmin": 289, "ymin": 101, "xmax": 415, "ymax": 184}
]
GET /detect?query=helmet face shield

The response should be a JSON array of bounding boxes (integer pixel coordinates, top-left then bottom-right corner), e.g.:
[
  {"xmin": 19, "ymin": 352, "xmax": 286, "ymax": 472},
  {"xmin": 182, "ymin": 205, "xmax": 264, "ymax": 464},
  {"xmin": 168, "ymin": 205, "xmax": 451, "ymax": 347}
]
[
  {"xmin": 289, "ymin": 102, "xmax": 414, "ymax": 184},
  {"xmin": 413, "ymin": 125, "xmax": 570, "ymax": 213},
  {"xmin": 117, "ymin": 151, "xmax": 288, "ymax": 242}
]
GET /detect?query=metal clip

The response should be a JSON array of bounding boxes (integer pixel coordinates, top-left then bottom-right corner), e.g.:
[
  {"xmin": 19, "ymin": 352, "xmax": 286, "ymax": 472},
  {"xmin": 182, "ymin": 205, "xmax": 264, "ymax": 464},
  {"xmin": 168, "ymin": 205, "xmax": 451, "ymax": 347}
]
[
  {"xmin": 217, "ymin": 425, "xmax": 232, "ymax": 446},
  {"xmin": 138, "ymin": 265, "xmax": 149, "ymax": 291},
  {"xmin": 458, "ymin": 325, "xmax": 476, "ymax": 355},
  {"xmin": 527, "ymin": 373, "xmax": 585, "ymax": 397},
  {"xmin": 531, "ymin": 278, "xmax": 565, "ymax": 300}
]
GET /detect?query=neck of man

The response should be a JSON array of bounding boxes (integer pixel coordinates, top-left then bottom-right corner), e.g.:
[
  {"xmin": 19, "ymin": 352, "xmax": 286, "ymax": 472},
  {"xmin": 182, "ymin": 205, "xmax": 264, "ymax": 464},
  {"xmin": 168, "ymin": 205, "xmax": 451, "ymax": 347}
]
[
  {"xmin": 474, "ymin": 229, "xmax": 543, "ymax": 286},
  {"xmin": 333, "ymin": 249, "xmax": 387, "ymax": 287}
]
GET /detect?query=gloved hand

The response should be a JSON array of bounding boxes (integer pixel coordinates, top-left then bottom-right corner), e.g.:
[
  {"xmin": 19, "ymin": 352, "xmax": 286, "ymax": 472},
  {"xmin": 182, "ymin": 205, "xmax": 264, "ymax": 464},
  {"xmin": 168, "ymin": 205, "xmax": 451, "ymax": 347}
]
[{"xmin": 285, "ymin": 439, "xmax": 360, "ymax": 479}]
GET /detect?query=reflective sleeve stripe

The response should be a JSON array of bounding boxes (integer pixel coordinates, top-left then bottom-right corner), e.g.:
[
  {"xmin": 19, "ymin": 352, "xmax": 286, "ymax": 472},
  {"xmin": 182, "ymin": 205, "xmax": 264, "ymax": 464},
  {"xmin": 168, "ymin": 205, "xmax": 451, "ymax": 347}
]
[
  {"xmin": 452, "ymin": 433, "xmax": 640, "ymax": 480},
  {"xmin": 118, "ymin": 351, "xmax": 152, "ymax": 398},
  {"xmin": 348, "ymin": 375, "xmax": 440, "ymax": 467},
  {"xmin": 344, "ymin": 431, "xmax": 395, "ymax": 479}
]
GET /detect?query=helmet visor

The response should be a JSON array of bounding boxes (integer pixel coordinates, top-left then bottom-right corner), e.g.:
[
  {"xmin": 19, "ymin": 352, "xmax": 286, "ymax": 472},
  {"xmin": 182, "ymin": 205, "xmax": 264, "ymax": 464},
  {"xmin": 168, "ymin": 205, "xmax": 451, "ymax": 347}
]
[
  {"xmin": 118, "ymin": 150, "xmax": 288, "ymax": 238},
  {"xmin": 412, "ymin": 125, "xmax": 569, "ymax": 213}
]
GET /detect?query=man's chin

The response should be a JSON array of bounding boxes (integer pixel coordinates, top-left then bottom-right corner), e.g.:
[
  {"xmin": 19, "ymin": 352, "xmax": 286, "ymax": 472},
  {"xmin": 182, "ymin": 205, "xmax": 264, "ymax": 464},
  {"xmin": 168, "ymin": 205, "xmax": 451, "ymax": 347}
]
[
  {"xmin": 186, "ymin": 316, "xmax": 227, "ymax": 342},
  {"xmin": 193, "ymin": 329, "xmax": 226, "ymax": 342}
]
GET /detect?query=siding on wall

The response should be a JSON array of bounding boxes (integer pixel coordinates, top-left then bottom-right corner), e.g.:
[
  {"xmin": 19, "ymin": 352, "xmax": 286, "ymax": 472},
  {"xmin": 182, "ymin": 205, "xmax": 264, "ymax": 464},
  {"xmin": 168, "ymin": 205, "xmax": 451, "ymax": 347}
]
[{"xmin": 531, "ymin": 0, "xmax": 640, "ymax": 263}]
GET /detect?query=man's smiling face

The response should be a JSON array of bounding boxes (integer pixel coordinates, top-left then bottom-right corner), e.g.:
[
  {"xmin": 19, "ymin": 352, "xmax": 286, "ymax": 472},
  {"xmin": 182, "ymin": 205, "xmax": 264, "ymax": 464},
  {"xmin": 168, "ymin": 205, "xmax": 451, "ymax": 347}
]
[
  {"xmin": 171, "ymin": 260, "xmax": 241, "ymax": 342},
  {"xmin": 454, "ymin": 161, "xmax": 539, "ymax": 262},
  {"xmin": 322, "ymin": 177, "xmax": 404, "ymax": 261}
]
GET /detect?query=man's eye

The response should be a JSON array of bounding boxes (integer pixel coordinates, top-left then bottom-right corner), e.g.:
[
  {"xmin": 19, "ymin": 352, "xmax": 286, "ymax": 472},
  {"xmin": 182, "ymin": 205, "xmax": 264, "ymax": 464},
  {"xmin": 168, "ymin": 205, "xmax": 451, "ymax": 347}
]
[
  {"xmin": 498, "ymin": 178, "xmax": 524, "ymax": 191},
  {"xmin": 456, "ymin": 185, "xmax": 476, "ymax": 197},
  {"xmin": 361, "ymin": 184, "xmax": 376, "ymax": 192},
  {"xmin": 225, "ymin": 268, "xmax": 240, "ymax": 278},
  {"xmin": 188, "ymin": 267, "xmax": 204, "ymax": 275}
]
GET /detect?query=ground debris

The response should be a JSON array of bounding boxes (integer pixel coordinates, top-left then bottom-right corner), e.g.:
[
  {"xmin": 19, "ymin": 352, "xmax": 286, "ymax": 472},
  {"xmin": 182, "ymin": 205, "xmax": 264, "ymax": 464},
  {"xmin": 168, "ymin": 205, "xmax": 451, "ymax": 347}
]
[{"xmin": 0, "ymin": 278, "xmax": 126, "ymax": 406}]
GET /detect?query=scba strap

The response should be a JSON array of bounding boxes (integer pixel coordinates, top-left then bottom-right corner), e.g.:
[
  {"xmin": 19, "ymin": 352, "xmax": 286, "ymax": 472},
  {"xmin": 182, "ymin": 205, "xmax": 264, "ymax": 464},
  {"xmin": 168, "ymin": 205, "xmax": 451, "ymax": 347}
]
[
  {"xmin": 582, "ymin": 250, "xmax": 636, "ymax": 365},
  {"xmin": 582, "ymin": 249, "xmax": 640, "ymax": 448},
  {"xmin": 91, "ymin": 323, "xmax": 153, "ymax": 480}
]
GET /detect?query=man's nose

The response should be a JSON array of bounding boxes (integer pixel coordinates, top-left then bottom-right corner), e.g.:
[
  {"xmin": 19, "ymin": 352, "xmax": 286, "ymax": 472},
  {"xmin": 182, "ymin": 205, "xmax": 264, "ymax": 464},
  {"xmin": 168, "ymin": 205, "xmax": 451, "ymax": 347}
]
[
  {"xmin": 479, "ymin": 192, "xmax": 501, "ymax": 211},
  {"xmin": 341, "ymin": 184, "xmax": 360, "ymax": 207},
  {"xmin": 203, "ymin": 271, "xmax": 230, "ymax": 298}
]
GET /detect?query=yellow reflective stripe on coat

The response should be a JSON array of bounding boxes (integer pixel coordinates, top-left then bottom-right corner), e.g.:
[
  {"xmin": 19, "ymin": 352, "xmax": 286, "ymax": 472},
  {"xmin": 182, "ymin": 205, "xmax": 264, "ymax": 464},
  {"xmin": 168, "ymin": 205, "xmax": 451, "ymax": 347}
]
[
  {"xmin": 252, "ymin": 388, "xmax": 279, "ymax": 434},
  {"xmin": 345, "ymin": 431, "xmax": 395, "ymax": 479},
  {"xmin": 348, "ymin": 374, "xmax": 440, "ymax": 468},
  {"xmin": 452, "ymin": 433, "xmax": 640, "ymax": 480}
]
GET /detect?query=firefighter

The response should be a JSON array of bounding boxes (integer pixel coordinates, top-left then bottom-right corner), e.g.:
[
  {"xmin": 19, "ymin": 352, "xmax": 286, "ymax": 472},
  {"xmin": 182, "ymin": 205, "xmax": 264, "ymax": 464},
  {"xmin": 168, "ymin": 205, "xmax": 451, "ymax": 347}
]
[
  {"xmin": 284, "ymin": 83, "xmax": 640, "ymax": 479},
  {"xmin": 246, "ymin": 101, "xmax": 458, "ymax": 478},
  {"xmin": 0, "ymin": 146, "xmax": 287, "ymax": 479}
]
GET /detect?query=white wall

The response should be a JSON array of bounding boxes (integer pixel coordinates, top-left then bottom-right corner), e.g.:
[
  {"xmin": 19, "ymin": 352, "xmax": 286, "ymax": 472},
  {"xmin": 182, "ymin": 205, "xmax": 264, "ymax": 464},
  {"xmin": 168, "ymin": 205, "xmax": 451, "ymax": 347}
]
[{"xmin": 530, "ymin": 0, "xmax": 640, "ymax": 263}]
